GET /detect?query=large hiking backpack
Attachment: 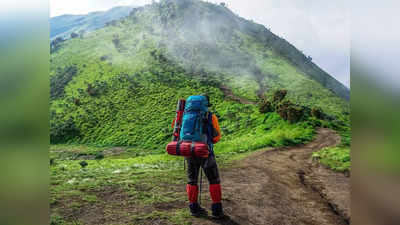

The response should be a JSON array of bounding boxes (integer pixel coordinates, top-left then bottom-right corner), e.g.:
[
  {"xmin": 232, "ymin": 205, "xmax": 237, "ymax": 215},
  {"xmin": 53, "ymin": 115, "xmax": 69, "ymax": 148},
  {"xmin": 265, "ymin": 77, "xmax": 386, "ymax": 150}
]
[{"xmin": 180, "ymin": 95, "xmax": 209, "ymax": 142}]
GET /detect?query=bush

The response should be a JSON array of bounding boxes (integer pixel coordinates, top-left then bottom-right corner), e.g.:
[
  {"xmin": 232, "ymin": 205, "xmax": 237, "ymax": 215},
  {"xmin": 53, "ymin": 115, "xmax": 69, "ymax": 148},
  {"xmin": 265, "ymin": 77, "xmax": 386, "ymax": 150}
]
[
  {"xmin": 311, "ymin": 107, "xmax": 324, "ymax": 119},
  {"xmin": 50, "ymin": 117, "xmax": 80, "ymax": 144},
  {"xmin": 259, "ymin": 100, "xmax": 273, "ymax": 113},
  {"xmin": 50, "ymin": 65, "xmax": 78, "ymax": 99},
  {"xmin": 70, "ymin": 32, "xmax": 79, "ymax": 38},
  {"xmin": 273, "ymin": 89, "xmax": 287, "ymax": 103}
]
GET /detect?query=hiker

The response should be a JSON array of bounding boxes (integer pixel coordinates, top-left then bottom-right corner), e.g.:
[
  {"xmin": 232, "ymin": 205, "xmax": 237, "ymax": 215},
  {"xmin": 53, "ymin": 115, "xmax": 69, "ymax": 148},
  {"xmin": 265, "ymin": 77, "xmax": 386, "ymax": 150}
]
[{"xmin": 171, "ymin": 94, "xmax": 224, "ymax": 219}]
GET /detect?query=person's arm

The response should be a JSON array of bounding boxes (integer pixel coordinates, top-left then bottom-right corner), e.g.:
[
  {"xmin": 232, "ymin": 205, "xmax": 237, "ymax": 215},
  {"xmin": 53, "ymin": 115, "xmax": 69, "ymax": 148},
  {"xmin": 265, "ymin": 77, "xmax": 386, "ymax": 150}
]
[
  {"xmin": 171, "ymin": 118, "xmax": 176, "ymax": 128},
  {"xmin": 211, "ymin": 114, "xmax": 221, "ymax": 144}
]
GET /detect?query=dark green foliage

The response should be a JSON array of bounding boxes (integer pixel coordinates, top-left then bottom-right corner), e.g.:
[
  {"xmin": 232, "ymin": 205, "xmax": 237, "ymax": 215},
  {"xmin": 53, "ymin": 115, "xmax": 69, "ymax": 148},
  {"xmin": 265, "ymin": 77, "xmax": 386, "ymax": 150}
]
[
  {"xmin": 286, "ymin": 105, "xmax": 305, "ymax": 124},
  {"xmin": 50, "ymin": 116, "xmax": 80, "ymax": 143},
  {"xmin": 100, "ymin": 54, "xmax": 112, "ymax": 61},
  {"xmin": 50, "ymin": 65, "xmax": 78, "ymax": 99},
  {"xmin": 112, "ymin": 34, "xmax": 126, "ymax": 52},
  {"xmin": 259, "ymin": 89, "xmax": 345, "ymax": 127},
  {"xmin": 50, "ymin": 214, "xmax": 66, "ymax": 225},
  {"xmin": 79, "ymin": 160, "xmax": 88, "ymax": 168},
  {"xmin": 311, "ymin": 107, "xmax": 324, "ymax": 120},
  {"xmin": 73, "ymin": 98, "xmax": 81, "ymax": 106},
  {"xmin": 273, "ymin": 90, "xmax": 287, "ymax": 103},
  {"xmin": 276, "ymin": 100, "xmax": 291, "ymax": 121},
  {"xmin": 259, "ymin": 100, "xmax": 273, "ymax": 113},
  {"xmin": 86, "ymin": 83, "xmax": 98, "ymax": 96},
  {"xmin": 50, "ymin": 37, "xmax": 65, "ymax": 54},
  {"xmin": 70, "ymin": 32, "xmax": 78, "ymax": 38},
  {"xmin": 95, "ymin": 152, "xmax": 104, "ymax": 160}
]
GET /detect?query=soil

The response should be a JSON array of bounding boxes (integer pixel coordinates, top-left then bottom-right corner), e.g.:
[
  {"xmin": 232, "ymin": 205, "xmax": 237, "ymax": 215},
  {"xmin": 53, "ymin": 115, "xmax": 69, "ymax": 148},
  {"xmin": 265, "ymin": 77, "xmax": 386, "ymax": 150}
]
[
  {"xmin": 191, "ymin": 128, "xmax": 350, "ymax": 225},
  {"xmin": 54, "ymin": 129, "xmax": 350, "ymax": 225},
  {"xmin": 220, "ymin": 85, "xmax": 256, "ymax": 105}
]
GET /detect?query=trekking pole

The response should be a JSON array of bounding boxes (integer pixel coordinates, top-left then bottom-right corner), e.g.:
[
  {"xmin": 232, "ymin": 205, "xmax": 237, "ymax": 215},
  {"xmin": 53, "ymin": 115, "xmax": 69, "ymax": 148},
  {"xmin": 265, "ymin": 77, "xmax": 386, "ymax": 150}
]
[{"xmin": 199, "ymin": 168, "xmax": 203, "ymax": 205}]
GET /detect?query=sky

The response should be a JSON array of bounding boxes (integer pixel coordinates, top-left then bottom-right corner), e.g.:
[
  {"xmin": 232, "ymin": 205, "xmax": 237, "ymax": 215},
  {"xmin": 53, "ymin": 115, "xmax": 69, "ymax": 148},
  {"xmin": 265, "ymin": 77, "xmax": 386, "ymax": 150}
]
[{"xmin": 50, "ymin": 0, "xmax": 350, "ymax": 87}]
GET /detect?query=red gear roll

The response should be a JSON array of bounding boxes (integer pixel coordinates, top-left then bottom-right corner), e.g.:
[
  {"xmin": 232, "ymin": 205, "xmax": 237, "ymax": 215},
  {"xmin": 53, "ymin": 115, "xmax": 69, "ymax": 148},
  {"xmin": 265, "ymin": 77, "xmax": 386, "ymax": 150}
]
[
  {"xmin": 166, "ymin": 141, "xmax": 209, "ymax": 158},
  {"xmin": 209, "ymin": 184, "xmax": 222, "ymax": 203},
  {"xmin": 186, "ymin": 184, "xmax": 198, "ymax": 203}
]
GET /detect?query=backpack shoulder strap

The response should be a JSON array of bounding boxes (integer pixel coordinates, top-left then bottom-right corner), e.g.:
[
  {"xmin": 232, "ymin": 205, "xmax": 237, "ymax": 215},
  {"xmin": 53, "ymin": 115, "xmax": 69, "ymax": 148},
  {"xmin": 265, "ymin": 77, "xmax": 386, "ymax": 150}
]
[
  {"xmin": 206, "ymin": 112, "xmax": 214, "ymax": 143},
  {"xmin": 206, "ymin": 112, "xmax": 215, "ymax": 156}
]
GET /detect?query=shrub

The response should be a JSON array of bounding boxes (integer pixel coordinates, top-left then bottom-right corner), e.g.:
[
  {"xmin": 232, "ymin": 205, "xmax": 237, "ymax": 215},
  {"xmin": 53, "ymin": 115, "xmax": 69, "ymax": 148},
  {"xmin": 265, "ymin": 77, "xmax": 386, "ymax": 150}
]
[
  {"xmin": 50, "ymin": 65, "xmax": 78, "ymax": 99},
  {"xmin": 311, "ymin": 107, "xmax": 324, "ymax": 119},
  {"xmin": 273, "ymin": 89, "xmax": 287, "ymax": 103},
  {"xmin": 258, "ymin": 100, "xmax": 273, "ymax": 113},
  {"xmin": 50, "ymin": 117, "xmax": 80, "ymax": 144},
  {"xmin": 70, "ymin": 32, "xmax": 78, "ymax": 38}
]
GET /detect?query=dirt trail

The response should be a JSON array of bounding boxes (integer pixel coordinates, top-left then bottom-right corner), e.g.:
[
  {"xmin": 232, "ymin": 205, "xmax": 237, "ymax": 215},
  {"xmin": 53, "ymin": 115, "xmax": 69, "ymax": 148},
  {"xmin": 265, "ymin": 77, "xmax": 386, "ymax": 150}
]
[
  {"xmin": 220, "ymin": 85, "xmax": 257, "ymax": 105},
  {"xmin": 192, "ymin": 128, "xmax": 350, "ymax": 225}
]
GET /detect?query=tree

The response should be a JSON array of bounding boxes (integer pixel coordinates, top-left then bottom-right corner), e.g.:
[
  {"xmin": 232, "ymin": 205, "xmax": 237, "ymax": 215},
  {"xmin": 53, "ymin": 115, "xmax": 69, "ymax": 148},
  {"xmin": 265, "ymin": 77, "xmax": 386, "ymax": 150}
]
[
  {"xmin": 50, "ymin": 37, "xmax": 65, "ymax": 53},
  {"xmin": 70, "ymin": 32, "xmax": 78, "ymax": 38},
  {"xmin": 220, "ymin": 2, "xmax": 226, "ymax": 7}
]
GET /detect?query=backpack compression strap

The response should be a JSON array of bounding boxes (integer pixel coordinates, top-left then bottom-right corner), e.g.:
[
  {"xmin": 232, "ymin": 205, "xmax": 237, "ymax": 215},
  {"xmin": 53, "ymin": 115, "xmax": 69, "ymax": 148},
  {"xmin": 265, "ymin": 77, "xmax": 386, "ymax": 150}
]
[
  {"xmin": 190, "ymin": 141, "xmax": 196, "ymax": 157},
  {"xmin": 176, "ymin": 141, "xmax": 181, "ymax": 156}
]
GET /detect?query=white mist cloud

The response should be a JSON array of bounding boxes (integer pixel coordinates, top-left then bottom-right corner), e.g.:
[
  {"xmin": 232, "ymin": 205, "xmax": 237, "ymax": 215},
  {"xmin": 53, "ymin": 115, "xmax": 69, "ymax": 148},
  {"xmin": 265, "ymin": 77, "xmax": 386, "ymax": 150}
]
[{"xmin": 211, "ymin": 0, "xmax": 350, "ymax": 87}]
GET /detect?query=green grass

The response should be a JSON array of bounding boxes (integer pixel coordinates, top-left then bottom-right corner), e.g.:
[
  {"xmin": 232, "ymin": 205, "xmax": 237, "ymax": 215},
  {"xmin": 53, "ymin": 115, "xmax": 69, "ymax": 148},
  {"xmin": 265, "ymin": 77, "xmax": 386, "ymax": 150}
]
[
  {"xmin": 50, "ymin": 112, "xmax": 316, "ymax": 224},
  {"xmin": 312, "ymin": 147, "xmax": 350, "ymax": 172}
]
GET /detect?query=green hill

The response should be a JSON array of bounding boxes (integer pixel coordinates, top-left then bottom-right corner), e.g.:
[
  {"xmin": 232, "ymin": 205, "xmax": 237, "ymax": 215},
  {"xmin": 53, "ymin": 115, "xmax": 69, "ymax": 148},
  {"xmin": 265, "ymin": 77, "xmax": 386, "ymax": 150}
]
[
  {"xmin": 50, "ymin": 1, "xmax": 351, "ymax": 223},
  {"xmin": 50, "ymin": 0, "xmax": 350, "ymax": 150}
]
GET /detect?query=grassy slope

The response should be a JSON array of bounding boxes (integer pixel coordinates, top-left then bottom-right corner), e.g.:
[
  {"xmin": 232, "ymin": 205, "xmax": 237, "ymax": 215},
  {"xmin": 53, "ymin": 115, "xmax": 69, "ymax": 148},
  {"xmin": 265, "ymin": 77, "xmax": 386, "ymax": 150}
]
[
  {"xmin": 312, "ymin": 126, "xmax": 351, "ymax": 172},
  {"xmin": 50, "ymin": 1, "xmax": 350, "ymax": 224}
]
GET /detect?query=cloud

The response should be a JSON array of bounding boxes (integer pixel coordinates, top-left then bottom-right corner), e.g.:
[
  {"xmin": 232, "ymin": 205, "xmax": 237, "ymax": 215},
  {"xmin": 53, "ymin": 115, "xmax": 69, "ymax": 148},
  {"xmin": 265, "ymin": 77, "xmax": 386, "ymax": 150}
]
[
  {"xmin": 50, "ymin": 0, "xmax": 350, "ymax": 87},
  {"xmin": 212, "ymin": 0, "xmax": 350, "ymax": 87}
]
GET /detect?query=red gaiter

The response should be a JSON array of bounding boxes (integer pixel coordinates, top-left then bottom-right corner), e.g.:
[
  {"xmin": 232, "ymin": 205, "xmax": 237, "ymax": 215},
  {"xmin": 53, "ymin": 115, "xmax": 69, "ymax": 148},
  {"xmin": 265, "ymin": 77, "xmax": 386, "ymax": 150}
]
[
  {"xmin": 186, "ymin": 184, "xmax": 198, "ymax": 203},
  {"xmin": 209, "ymin": 184, "xmax": 222, "ymax": 203}
]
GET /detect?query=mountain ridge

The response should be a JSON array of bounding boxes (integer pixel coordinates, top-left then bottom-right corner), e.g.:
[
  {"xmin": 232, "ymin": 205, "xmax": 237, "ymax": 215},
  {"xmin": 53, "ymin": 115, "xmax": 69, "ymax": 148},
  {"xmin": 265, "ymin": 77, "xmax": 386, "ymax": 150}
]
[
  {"xmin": 50, "ymin": 6, "xmax": 134, "ymax": 40},
  {"xmin": 50, "ymin": 0, "xmax": 350, "ymax": 147}
]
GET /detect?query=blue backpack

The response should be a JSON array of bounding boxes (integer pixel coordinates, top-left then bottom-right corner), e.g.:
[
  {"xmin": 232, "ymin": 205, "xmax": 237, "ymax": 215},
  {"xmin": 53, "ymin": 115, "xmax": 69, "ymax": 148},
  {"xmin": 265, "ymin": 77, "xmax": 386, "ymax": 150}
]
[{"xmin": 180, "ymin": 95, "xmax": 209, "ymax": 142}]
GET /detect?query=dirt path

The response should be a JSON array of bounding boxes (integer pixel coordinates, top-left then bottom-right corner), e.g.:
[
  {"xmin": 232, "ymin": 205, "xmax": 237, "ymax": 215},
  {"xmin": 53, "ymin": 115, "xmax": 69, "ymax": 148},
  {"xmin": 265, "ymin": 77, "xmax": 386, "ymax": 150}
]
[
  {"xmin": 219, "ymin": 85, "xmax": 257, "ymax": 105},
  {"xmin": 192, "ymin": 128, "xmax": 350, "ymax": 225}
]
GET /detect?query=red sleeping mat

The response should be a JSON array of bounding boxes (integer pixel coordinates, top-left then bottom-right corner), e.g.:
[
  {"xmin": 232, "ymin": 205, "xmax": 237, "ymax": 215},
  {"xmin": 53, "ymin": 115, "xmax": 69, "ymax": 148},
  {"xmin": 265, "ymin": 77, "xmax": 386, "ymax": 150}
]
[{"xmin": 166, "ymin": 141, "xmax": 209, "ymax": 158}]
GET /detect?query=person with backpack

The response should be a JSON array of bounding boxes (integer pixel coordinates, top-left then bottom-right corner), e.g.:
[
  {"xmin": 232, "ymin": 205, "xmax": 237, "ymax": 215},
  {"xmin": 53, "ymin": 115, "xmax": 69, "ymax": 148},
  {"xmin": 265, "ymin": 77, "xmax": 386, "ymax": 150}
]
[{"xmin": 172, "ymin": 94, "xmax": 224, "ymax": 219}]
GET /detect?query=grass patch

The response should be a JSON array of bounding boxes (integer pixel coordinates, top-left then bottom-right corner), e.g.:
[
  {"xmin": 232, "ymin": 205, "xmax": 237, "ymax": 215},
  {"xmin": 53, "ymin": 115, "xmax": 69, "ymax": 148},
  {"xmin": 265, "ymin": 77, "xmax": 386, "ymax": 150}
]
[{"xmin": 312, "ymin": 147, "xmax": 350, "ymax": 172}]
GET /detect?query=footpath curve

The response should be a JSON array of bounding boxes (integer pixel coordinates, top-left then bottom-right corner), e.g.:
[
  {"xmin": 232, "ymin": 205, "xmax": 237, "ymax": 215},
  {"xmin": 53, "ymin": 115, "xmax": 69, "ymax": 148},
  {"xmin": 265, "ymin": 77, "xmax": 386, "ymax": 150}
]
[{"xmin": 192, "ymin": 128, "xmax": 350, "ymax": 225}]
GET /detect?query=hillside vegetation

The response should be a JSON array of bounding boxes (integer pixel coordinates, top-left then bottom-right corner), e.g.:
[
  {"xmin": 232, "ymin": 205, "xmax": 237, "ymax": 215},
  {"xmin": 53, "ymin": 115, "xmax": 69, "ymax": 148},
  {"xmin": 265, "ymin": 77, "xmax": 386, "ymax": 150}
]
[
  {"xmin": 50, "ymin": 0, "xmax": 349, "ymax": 147},
  {"xmin": 50, "ymin": 0, "xmax": 350, "ymax": 223}
]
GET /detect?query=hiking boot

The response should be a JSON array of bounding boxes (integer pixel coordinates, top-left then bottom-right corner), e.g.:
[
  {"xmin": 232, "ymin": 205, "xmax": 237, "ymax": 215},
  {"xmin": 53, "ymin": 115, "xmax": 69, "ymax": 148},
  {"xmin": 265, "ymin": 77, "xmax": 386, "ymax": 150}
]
[
  {"xmin": 189, "ymin": 203, "xmax": 208, "ymax": 217},
  {"xmin": 211, "ymin": 202, "xmax": 224, "ymax": 219}
]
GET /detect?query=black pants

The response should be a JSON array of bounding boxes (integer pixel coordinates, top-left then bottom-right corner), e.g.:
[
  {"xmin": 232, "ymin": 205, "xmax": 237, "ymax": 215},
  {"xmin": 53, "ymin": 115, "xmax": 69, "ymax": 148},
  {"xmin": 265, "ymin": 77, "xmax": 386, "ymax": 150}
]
[{"xmin": 186, "ymin": 154, "xmax": 220, "ymax": 185}]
